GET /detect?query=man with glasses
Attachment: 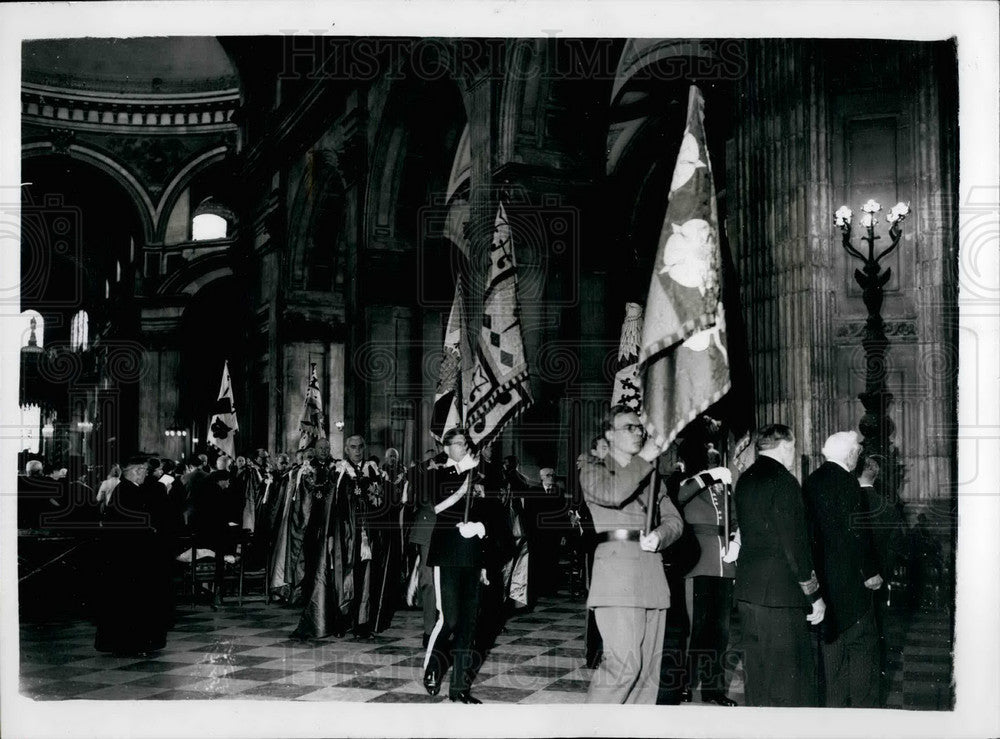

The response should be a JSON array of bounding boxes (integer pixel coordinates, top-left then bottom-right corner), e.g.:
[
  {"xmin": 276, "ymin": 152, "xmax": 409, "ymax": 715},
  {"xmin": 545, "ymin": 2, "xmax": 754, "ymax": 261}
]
[
  {"xmin": 420, "ymin": 428, "xmax": 489, "ymax": 704},
  {"xmin": 580, "ymin": 404, "xmax": 685, "ymax": 703}
]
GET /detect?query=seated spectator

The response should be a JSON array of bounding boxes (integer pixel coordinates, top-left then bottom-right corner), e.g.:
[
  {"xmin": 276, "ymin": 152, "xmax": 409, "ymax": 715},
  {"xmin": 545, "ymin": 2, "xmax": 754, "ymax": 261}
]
[
  {"xmin": 96, "ymin": 465, "xmax": 121, "ymax": 511},
  {"xmin": 18, "ymin": 459, "xmax": 60, "ymax": 530}
]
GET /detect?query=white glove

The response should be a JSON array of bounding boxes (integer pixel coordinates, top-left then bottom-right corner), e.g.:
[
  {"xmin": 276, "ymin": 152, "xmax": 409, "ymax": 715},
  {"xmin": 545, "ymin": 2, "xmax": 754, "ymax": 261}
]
[
  {"xmin": 722, "ymin": 540, "xmax": 740, "ymax": 563},
  {"xmin": 807, "ymin": 597, "xmax": 826, "ymax": 625},
  {"xmin": 457, "ymin": 521, "xmax": 486, "ymax": 539},
  {"xmin": 479, "ymin": 568, "xmax": 490, "ymax": 585},
  {"xmin": 864, "ymin": 574, "xmax": 884, "ymax": 590},
  {"xmin": 706, "ymin": 466, "xmax": 733, "ymax": 486}
]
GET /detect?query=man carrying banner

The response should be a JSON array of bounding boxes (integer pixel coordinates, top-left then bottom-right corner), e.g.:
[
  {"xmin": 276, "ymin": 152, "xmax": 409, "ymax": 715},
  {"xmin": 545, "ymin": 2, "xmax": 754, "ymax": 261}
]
[
  {"xmin": 581, "ymin": 404, "xmax": 684, "ymax": 704},
  {"xmin": 420, "ymin": 427, "xmax": 489, "ymax": 704},
  {"xmin": 627, "ymin": 83, "xmax": 757, "ymax": 706}
]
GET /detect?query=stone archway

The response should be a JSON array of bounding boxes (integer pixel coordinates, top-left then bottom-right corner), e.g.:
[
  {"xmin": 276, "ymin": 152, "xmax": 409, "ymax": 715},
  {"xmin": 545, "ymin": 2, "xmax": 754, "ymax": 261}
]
[
  {"xmin": 361, "ymin": 72, "xmax": 469, "ymax": 460},
  {"xmin": 22, "ymin": 142, "xmax": 156, "ymax": 245}
]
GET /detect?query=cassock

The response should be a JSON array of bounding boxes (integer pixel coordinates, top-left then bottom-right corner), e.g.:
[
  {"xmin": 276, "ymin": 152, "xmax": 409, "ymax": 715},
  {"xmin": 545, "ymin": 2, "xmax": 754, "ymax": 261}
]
[
  {"xmin": 267, "ymin": 466, "xmax": 299, "ymax": 600},
  {"xmin": 94, "ymin": 478, "xmax": 172, "ymax": 654},
  {"xmin": 234, "ymin": 463, "xmax": 263, "ymax": 532},
  {"xmin": 292, "ymin": 457, "xmax": 350, "ymax": 639}
]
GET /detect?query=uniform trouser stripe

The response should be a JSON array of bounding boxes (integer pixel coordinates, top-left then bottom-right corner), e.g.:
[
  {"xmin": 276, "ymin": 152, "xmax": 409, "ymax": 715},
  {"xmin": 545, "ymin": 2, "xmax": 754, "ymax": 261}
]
[{"xmin": 422, "ymin": 565, "xmax": 445, "ymax": 671}]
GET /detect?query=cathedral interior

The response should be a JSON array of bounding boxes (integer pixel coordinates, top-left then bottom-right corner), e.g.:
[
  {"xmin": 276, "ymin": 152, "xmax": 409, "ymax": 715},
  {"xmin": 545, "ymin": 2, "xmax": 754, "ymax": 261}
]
[{"xmin": 10, "ymin": 34, "xmax": 964, "ymax": 717}]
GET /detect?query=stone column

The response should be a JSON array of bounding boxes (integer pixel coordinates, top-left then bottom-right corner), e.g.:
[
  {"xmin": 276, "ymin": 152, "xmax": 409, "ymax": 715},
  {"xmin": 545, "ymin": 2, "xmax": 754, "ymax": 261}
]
[
  {"xmin": 136, "ymin": 347, "xmax": 184, "ymax": 458},
  {"xmin": 910, "ymin": 42, "xmax": 958, "ymax": 510},
  {"xmin": 729, "ymin": 39, "xmax": 837, "ymax": 470}
]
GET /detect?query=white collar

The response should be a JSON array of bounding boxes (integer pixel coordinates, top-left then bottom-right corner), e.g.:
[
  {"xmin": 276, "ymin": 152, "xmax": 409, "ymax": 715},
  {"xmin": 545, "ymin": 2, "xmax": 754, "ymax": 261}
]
[
  {"xmin": 444, "ymin": 453, "xmax": 478, "ymax": 472},
  {"xmin": 829, "ymin": 459, "xmax": 854, "ymax": 473}
]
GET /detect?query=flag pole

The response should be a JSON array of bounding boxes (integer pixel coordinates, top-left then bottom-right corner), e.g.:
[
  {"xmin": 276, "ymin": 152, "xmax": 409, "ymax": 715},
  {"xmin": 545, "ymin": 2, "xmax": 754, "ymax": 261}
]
[
  {"xmin": 645, "ymin": 467, "xmax": 658, "ymax": 537},
  {"xmin": 723, "ymin": 483, "xmax": 730, "ymax": 555},
  {"xmin": 463, "ymin": 472, "xmax": 472, "ymax": 523}
]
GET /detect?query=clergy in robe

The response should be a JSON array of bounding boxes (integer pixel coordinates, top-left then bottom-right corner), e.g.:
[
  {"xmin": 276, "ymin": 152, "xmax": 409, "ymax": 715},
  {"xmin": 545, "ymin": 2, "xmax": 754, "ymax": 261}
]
[
  {"xmin": 367, "ymin": 448, "xmax": 407, "ymax": 633},
  {"xmin": 267, "ymin": 455, "xmax": 302, "ymax": 601},
  {"xmin": 338, "ymin": 435, "xmax": 388, "ymax": 637},
  {"xmin": 291, "ymin": 438, "xmax": 347, "ymax": 639},
  {"xmin": 500, "ymin": 461, "xmax": 531, "ymax": 612},
  {"xmin": 94, "ymin": 454, "xmax": 172, "ymax": 655},
  {"xmin": 233, "ymin": 455, "xmax": 263, "ymax": 532}
]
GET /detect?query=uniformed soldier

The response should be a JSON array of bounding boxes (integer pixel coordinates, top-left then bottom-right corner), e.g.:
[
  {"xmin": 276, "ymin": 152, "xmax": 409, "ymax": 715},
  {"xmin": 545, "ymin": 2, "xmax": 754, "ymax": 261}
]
[{"xmin": 580, "ymin": 404, "xmax": 685, "ymax": 704}]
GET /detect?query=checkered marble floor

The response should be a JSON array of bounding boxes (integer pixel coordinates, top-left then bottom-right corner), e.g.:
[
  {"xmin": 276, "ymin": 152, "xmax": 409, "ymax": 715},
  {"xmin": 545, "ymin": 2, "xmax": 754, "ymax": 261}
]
[
  {"xmin": 19, "ymin": 595, "xmax": 604, "ymax": 703},
  {"xmin": 18, "ymin": 592, "xmax": 951, "ymax": 706}
]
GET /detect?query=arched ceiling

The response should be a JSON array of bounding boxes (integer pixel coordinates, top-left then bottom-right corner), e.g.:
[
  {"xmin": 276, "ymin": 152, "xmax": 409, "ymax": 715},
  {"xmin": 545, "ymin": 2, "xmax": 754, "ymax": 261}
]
[{"xmin": 22, "ymin": 37, "xmax": 239, "ymax": 96}]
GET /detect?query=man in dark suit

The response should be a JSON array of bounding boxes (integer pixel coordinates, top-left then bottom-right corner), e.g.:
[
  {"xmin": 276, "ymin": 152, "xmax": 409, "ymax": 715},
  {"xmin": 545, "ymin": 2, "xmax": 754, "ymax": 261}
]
[
  {"xmin": 804, "ymin": 431, "xmax": 883, "ymax": 707},
  {"xmin": 856, "ymin": 453, "xmax": 908, "ymax": 705},
  {"xmin": 527, "ymin": 466, "xmax": 569, "ymax": 598},
  {"xmin": 734, "ymin": 424, "xmax": 826, "ymax": 707}
]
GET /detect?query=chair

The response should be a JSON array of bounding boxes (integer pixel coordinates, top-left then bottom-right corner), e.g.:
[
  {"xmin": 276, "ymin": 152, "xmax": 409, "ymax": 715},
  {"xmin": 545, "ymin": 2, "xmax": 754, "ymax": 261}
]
[
  {"xmin": 173, "ymin": 527, "xmax": 270, "ymax": 608},
  {"xmin": 234, "ymin": 528, "xmax": 269, "ymax": 606}
]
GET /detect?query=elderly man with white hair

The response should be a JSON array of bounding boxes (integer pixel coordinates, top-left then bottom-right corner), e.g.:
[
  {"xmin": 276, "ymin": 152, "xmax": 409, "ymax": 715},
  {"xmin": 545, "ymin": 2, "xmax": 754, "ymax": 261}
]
[{"xmin": 804, "ymin": 430, "xmax": 883, "ymax": 707}]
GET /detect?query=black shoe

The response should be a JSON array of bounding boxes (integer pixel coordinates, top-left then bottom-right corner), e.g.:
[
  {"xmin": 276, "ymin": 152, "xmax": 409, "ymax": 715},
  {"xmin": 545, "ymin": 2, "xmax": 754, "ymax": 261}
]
[
  {"xmin": 680, "ymin": 687, "xmax": 692, "ymax": 703},
  {"xmin": 423, "ymin": 667, "xmax": 441, "ymax": 696},
  {"xmin": 705, "ymin": 695, "xmax": 737, "ymax": 707},
  {"xmin": 449, "ymin": 691, "xmax": 482, "ymax": 704}
]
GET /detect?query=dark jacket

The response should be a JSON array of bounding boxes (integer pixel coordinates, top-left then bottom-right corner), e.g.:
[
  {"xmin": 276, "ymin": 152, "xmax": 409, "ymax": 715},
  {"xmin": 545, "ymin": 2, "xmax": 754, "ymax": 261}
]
[
  {"xmin": 678, "ymin": 470, "xmax": 737, "ymax": 579},
  {"xmin": 734, "ymin": 455, "xmax": 816, "ymax": 608},
  {"xmin": 423, "ymin": 454, "xmax": 486, "ymax": 569},
  {"xmin": 804, "ymin": 461, "xmax": 881, "ymax": 641},
  {"xmin": 405, "ymin": 461, "xmax": 437, "ymax": 548},
  {"xmin": 859, "ymin": 483, "xmax": 908, "ymax": 581}
]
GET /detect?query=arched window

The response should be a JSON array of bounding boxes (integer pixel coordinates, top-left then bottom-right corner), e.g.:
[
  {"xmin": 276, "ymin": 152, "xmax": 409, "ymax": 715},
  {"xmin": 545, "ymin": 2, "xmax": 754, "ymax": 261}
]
[
  {"xmin": 70, "ymin": 310, "xmax": 89, "ymax": 351},
  {"xmin": 20, "ymin": 309, "xmax": 44, "ymax": 349},
  {"xmin": 20, "ymin": 403, "xmax": 41, "ymax": 454},
  {"xmin": 192, "ymin": 213, "xmax": 228, "ymax": 240},
  {"xmin": 105, "ymin": 279, "xmax": 110, "ymax": 300},
  {"xmin": 116, "ymin": 259, "xmax": 122, "ymax": 283}
]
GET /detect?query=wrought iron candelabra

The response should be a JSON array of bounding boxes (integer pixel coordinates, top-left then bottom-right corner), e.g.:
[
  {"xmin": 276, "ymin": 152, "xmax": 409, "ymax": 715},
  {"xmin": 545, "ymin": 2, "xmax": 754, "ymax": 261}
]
[{"xmin": 835, "ymin": 199, "xmax": 910, "ymax": 496}]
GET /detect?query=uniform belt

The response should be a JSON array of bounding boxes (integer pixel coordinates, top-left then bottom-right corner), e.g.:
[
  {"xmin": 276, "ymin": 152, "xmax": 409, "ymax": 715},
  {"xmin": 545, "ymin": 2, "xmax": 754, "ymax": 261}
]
[
  {"xmin": 595, "ymin": 528, "xmax": 642, "ymax": 544},
  {"xmin": 690, "ymin": 523, "xmax": 726, "ymax": 537}
]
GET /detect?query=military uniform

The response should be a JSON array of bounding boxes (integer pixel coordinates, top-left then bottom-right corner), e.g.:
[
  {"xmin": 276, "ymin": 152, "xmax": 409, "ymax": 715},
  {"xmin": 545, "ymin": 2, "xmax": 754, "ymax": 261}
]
[
  {"xmin": 421, "ymin": 453, "xmax": 488, "ymax": 699},
  {"xmin": 580, "ymin": 454, "xmax": 684, "ymax": 704},
  {"xmin": 677, "ymin": 469, "xmax": 738, "ymax": 703}
]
